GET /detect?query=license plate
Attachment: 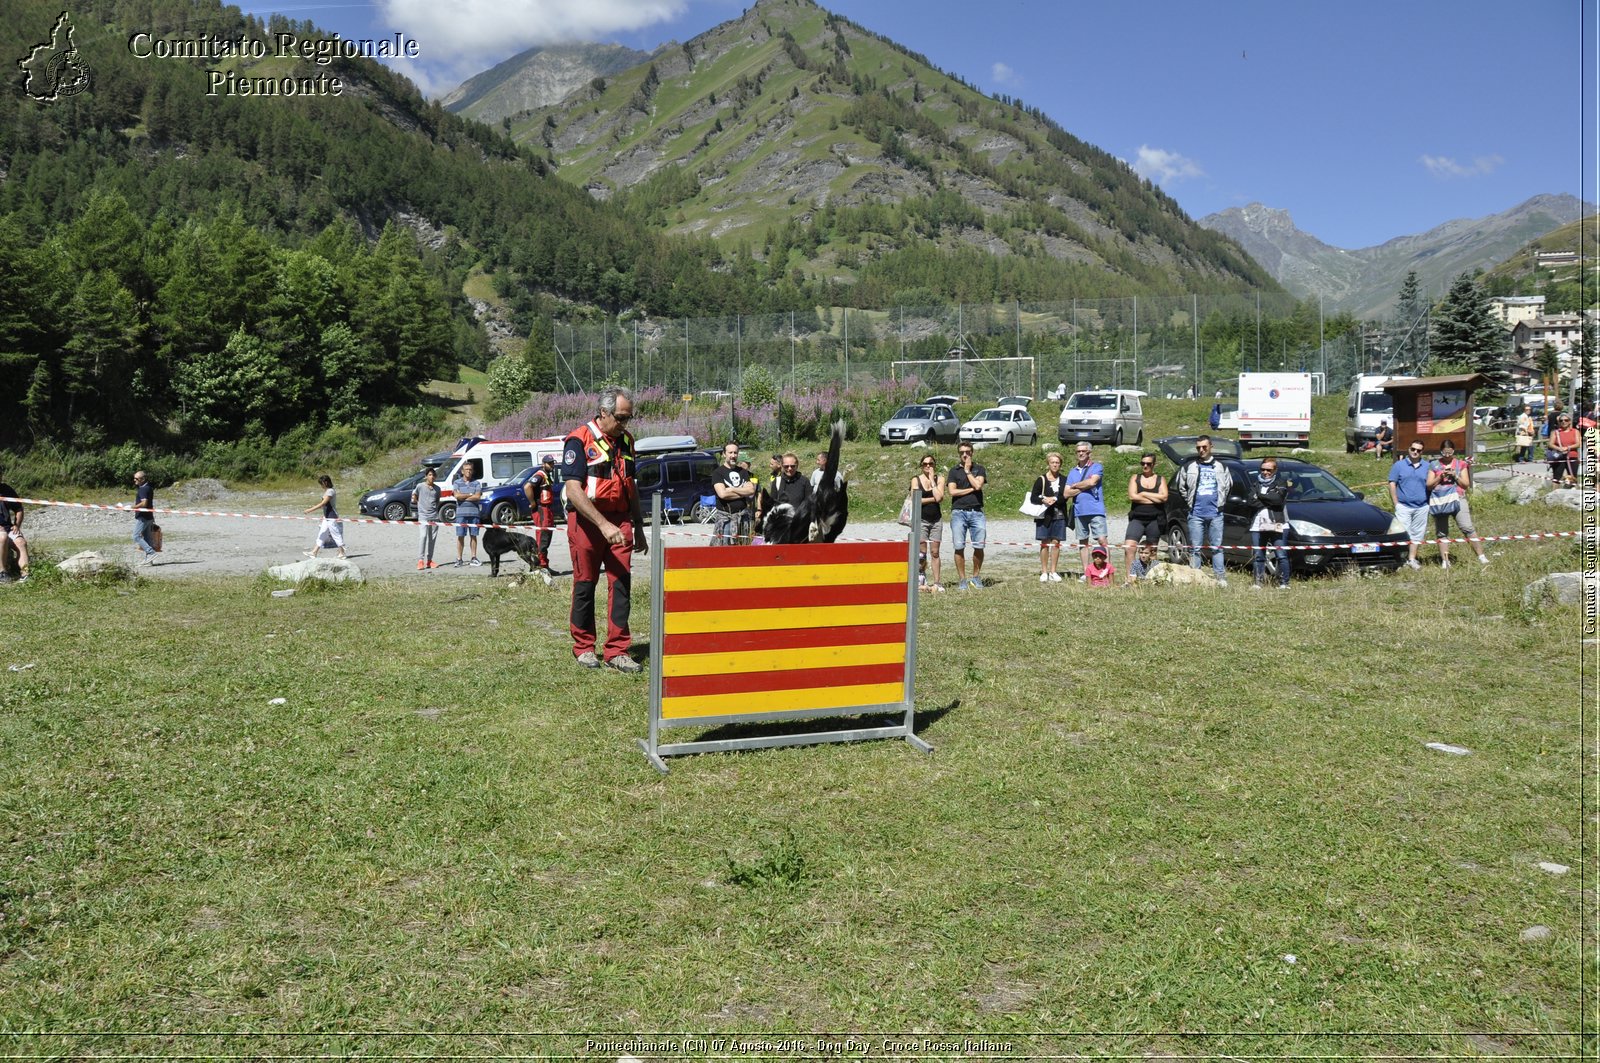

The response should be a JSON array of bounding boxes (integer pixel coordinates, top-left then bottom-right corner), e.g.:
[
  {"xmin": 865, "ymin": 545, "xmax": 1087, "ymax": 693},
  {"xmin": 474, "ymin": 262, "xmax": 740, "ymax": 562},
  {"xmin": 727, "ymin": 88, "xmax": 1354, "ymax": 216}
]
[
  {"xmin": 1075, "ymin": 431, "xmax": 1092, "ymax": 438},
  {"xmin": 1350, "ymin": 543, "xmax": 1378, "ymax": 555}
]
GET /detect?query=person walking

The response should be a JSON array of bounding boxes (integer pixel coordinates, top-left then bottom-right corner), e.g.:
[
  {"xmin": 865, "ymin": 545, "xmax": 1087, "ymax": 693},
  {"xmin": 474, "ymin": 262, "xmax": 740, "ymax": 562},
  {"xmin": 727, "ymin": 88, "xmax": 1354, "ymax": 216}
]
[
  {"xmin": 451, "ymin": 459, "xmax": 484, "ymax": 566},
  {"xmin": 303, "ymin": 474, "xmax": 346, "ymax": 559},
  {"xmin": 525, "ymin": 454, "xmax": 561, "ymax": 569},
  {"xmin": 1248, "ymin": 456, "xmax": 1290, "ymax": 589},
  {"xmin": 562, "ymin": 386, "xmax": 646, "ymax": 673},
  {"xmin": 0, "ymin": 470, "xmax": 29, "ymax": 583},
  {"xmin": 711, "ymin": 442, "xmax": 755, "ymax": 546},
  {"xmin": 948, "ymin": 444, "xmax": 988, "ymax": 590},
  {"xmin": 1029, "ymin": 451, "xmax": 1067, "ymax": 582},
  {"xmin": 412, "ymin": 466, "xmax": 442, "ymax": 570},
  {"xmin": 1515, "ymin": 407, "xmax": 1537, "ymax": 464},
  {"xmin": 130, "ymin": 470, "xmax": 158, "ymax": 565},
  {"xmin": 1122, "ymin": 452, "xmax": 1167, "ymax": 582},
  {"xmin": 1063, "ymin": 442, "xmax": 1107, "ymax": 583},
  {"xmin": 1388, "ymin": 440, "xmax": 1431, "ymax": 570},
  {"xmin": 1174, "ymin": 435, "xmax": 1232, "ymax": 586},
  {"xmin": 1428, "ymin": 439, "xmax": 1490, "ymax": 567},
  {"xmin": 911, "ymin": 454, "xmax": 945, "ymax": 591}
]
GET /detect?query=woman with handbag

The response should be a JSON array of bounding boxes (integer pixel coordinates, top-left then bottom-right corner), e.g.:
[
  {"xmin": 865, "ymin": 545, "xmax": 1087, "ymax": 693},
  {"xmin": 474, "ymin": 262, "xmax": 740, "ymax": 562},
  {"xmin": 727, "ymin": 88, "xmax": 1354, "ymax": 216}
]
[
  {"xmin": 1548, "ymin": 413, "xmax": 1581, "ymax": 485},
  {"xmin": 1248, "ymin": 457, "xmax": 1291, "ymax": 589},
  {"xmin": 1428, "ymin": 439, "xmax": 1489, "ymax": 567},
  {"xmin": 1027, "ymin": 451, "xmax": 1067, "ymax": 582},
  {"xmin": 910, "ymin": 455, "xmax": 946, "ymax": 591}
]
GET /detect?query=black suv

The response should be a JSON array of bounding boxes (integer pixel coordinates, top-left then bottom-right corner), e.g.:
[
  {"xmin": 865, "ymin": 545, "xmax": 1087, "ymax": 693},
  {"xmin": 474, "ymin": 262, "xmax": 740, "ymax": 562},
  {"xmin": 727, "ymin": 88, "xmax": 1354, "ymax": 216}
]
[{"xmin": 636, "ymin": 450, "xmax": 719, "ymax": 522}]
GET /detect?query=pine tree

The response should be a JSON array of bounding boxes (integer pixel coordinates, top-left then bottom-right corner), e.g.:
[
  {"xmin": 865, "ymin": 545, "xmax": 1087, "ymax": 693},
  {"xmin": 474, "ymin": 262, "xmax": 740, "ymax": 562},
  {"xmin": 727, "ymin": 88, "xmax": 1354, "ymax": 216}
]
[
  {"xmin": 1392, "ymin": 270, "xmax": 1428, "ymax": 371},
  {"xmin": 1430, "ymin": 273, "xmax": 1508, "ymax": 388}
]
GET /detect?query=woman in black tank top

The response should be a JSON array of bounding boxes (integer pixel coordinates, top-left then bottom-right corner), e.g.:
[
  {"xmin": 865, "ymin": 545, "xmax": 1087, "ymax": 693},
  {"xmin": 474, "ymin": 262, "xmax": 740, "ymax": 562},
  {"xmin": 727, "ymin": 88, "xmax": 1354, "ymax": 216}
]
[{"xmin": 1123, "ymin": 455, "xmax": 1168, "ymax": 578}]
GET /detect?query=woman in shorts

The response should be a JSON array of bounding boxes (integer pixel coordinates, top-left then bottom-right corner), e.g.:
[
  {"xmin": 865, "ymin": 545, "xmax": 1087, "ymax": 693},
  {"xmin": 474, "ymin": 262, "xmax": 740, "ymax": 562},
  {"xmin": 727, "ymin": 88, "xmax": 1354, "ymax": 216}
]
[
  {"xmin": 1123, "ymin": 453, "xmax": 1167, "ymax": 583},
  {"xmin": 1029, "ymin": 451, "xmax": 1067, "ymax": 582},
  {"xmin": 911, "ymin": 455, "xmax": 945, "ymax": 591}
]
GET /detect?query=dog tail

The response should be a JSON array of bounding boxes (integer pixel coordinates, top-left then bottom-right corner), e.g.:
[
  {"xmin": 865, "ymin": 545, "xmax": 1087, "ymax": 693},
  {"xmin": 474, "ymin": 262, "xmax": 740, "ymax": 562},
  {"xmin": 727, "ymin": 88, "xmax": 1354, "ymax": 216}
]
[{"xmin": 811, "ymin": 419, "xmax": 848, "ymax": 543}]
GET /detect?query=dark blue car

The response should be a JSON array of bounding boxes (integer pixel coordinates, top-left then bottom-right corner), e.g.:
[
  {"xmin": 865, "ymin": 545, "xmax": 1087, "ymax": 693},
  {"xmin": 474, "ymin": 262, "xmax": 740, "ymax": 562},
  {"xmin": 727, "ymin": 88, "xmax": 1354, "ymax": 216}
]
[{"xmin": 480, "ymin": 465, "xmax": 567, "ymax": 527}]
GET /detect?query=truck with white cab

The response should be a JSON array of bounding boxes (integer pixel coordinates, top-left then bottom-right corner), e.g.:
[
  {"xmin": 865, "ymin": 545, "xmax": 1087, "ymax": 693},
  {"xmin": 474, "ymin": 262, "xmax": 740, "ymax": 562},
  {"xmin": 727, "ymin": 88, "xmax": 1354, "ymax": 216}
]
[
  {"xmin": 1344, "ymin": 374, "xmax": 1416, "ymax": 452},
  {"xmin": 1235, "ymin": 372, "xmax": 1312, "ymax": 449}
]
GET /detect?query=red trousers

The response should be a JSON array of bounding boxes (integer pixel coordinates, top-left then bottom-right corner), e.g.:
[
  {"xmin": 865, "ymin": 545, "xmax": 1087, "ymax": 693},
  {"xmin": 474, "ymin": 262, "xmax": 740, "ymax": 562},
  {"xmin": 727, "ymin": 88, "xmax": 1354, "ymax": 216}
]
[{"xmin": 568, "ymin": 514, "xmax": 633, "ymax": 661}]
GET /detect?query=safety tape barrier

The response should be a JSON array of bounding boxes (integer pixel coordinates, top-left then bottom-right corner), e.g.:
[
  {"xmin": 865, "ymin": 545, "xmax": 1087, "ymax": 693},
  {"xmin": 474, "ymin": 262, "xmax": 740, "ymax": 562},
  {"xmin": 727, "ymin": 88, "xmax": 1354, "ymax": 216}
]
[{"xmin": 3, "ymin": 496, "xmax": 1587, "ymax": 555}]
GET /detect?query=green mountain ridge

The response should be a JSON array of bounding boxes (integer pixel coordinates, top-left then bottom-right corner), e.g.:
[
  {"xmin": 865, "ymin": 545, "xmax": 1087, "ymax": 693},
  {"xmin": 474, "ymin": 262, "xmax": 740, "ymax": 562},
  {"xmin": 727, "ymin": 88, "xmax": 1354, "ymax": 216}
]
[{"xmin": 506, "ymin": 0, "xmax": 1276, "ymax": 302}]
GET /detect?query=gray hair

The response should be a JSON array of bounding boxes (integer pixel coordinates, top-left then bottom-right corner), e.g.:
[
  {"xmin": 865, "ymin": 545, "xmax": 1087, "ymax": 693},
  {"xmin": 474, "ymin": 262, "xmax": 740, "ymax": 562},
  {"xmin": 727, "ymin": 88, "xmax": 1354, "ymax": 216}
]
[{"xmin": 599, "ymin": 385, "xmax": 633, "ymax": 416}]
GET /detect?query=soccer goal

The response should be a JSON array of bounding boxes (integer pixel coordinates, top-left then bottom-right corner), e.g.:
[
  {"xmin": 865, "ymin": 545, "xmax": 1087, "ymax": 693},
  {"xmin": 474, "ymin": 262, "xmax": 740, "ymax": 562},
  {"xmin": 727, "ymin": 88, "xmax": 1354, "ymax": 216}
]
[{"xmin": 890, "ymin": 355, "xmax": 1036, "ymax": 402}]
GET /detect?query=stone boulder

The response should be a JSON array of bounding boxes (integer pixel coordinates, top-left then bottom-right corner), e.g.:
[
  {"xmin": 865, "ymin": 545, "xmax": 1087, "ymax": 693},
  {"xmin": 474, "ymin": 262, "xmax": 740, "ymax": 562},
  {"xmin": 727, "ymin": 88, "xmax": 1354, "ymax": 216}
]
[
  {"xmin": 57, "ymin": 551, "xmax": 122, "ymax": 578},
  {"xmin": 1500, "ymin": 477, "xmax": 1546, "ymax": 505},
  {"xmin": 1523, "ymin": 571, "xmax": 1587, "ymax": 607},
  {"xmin": 1543, "ymin": 488, "xmax": 1582, "ymax": 510},
  {"xmin": 1113, "ymin": 444, "xmax": 1143, "ymax": 455},
  {"xmin": 1144, "ymin": 561, "xmax": 1221, "ymax": 587},
  {"xmin": 266, "ymin": 558, "xmax": 365, "ymax": 583}
]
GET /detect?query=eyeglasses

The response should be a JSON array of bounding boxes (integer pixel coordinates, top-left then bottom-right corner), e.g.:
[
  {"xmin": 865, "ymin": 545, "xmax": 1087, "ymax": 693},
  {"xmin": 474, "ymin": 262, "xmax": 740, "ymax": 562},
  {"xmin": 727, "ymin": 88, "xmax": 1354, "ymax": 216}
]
[
  {"xmin": 1140, "ymin": 459, "xmax": 1155, "ymax": 466},
  {"xmin": 782, "ymin": 464, "xmax": 798, "ymax": 471},
  {"xmin": 920, "ymin": 459, "xmax": 935, "ymax": 465},
  {"xmin": 611, "ymin": 412, "xmax": 632, "ymax": 423},
  {"xmin": 1408, "ymin": 446, "xmax": 1423, "ymax": 453}
]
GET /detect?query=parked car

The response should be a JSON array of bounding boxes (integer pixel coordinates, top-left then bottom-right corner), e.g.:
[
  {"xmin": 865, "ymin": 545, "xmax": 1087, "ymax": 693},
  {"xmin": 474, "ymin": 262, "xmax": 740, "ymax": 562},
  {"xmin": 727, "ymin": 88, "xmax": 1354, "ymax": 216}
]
[
  {"xmin": 358, "ymin": 468, "xmax": 432, "ymax": 522},
  {"xmin": 1155, "ymin": 436, "xmax": 1408, "ymax": 579},
  {"xmin": 636, "ymin": 449, "xmax": 719, "ymax": 522},
  {"xmin": 879, "ymin": 403, "xmax": 959, "ymax": 446},
  {"xmin": 478, "ymin": 465, "xmax": 568, "ymax": 527},
  {"xmin": 959, "ymin": 405, "xmax": 1038, "ymax": 445},
  {"xmin": 1057, "ymin": 390, "xmax": 1144, "ymax": 446},
  {"xmin": 434, "ymin": 437, "xmax": 565, "ymax": 520}
]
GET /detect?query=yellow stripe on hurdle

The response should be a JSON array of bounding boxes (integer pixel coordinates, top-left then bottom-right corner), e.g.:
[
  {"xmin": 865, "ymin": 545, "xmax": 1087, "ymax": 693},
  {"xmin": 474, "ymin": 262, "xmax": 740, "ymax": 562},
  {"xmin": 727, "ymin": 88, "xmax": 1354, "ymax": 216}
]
[
  {"xmin": 662, "ymin": 641, "xmax": 908, "ymax": 677},
  {"xmin": 662, "ymin": 603, "xmax": 907, "ymax": 635},
  {"xmin": 661, "ymin": 682, "xmax": 906, "ymax": 720},
  {"xmin": 662, "ymin": 562, "xmax": 907, "ymax": 592}
]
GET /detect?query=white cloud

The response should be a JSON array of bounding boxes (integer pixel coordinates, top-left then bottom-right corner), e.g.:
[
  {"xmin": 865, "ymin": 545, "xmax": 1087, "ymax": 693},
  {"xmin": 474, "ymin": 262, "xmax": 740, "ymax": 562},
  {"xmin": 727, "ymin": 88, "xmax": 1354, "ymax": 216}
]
[
  {"xmin": 378, "ymin": 0, "xmax": 685, "ymax": 67},
  {"xmin": 1419, "ymin": 153, "xmax": 1505, "ymax": 178},
  {"xmin": 991, "ymin": 61, "xmax": 1020, "ymax": 88},
  {"xmin": 1132, "ymin": 144, "xmax": 1204, "ymax": 184}
]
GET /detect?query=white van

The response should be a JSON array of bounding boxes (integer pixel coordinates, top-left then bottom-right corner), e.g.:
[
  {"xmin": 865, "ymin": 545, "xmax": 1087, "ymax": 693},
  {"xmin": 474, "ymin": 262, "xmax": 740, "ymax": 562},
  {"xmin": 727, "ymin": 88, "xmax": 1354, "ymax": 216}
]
[
  {"xmin": 436, "ymin": 436, "xmax": 565, "ymax": 519},
  {"xmin": 1057, "ymin": 389, "xmax": 1145, "ymax": 446},
  {"xmin": 1344, "ymin": 375, "xmax": 1414, "ymax": 452}
]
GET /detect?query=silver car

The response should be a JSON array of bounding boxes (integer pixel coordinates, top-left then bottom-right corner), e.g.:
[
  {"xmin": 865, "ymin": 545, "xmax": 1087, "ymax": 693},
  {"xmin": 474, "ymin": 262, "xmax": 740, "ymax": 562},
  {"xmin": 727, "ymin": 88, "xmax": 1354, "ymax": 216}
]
[{"xmin": 879, "ymin": 403, "xmax": 959, "ymax": 446}]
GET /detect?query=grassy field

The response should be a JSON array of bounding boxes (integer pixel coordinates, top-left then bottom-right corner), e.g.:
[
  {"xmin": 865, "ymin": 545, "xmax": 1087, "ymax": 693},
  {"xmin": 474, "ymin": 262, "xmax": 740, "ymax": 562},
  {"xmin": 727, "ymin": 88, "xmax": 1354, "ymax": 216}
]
[{"xmin": 0, "ymin": 459, "xmax": 1590, "ymax": 1057}]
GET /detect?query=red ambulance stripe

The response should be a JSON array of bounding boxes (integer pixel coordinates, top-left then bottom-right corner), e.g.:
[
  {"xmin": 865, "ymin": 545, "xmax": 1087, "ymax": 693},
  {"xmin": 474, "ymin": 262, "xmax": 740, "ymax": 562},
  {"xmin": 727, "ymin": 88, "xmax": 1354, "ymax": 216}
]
[
  {"xmin": 663, "ymin": 623, "xmax": 906, "ymax": 657},
  {"xmin": 661, "ymin": 662, "xmax": 905, "ymax": 699},
  {"xmin": 665, "ymin": 541, "xmax": 907, "ymax": 569}
]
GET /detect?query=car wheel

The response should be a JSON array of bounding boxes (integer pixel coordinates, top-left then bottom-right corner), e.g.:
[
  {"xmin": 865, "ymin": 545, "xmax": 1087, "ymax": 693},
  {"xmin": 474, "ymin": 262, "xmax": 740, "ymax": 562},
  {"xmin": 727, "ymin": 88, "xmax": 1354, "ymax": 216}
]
[
  {"xmin": 1005, "ymin": 432, "xmax": 1013, "ymax": 445},
  {"xmin": 490, "ymin": 501, "xmax": 517, "ymax": 526},
  {"xmin": 1114, "ymin": 428, "xmax": 1123, "ymax": 447},
  {"xmin": 440, "ymin": 502, "xmax": 456, "ymax": 523},
  {"xmin": 382, "ymin": 501, "xmax": 406, "ymax": 522},
  {"xmin": 1345, "ymin": 440, "xmax": 1355, "ymax": 454},
  {"xmin": 1134, "ymin": 429, "xmax": 1143, "ymax": 445},
  {"xmin": 1162, "ymin": 523, "xmax": 1189, "ymax": 566}
]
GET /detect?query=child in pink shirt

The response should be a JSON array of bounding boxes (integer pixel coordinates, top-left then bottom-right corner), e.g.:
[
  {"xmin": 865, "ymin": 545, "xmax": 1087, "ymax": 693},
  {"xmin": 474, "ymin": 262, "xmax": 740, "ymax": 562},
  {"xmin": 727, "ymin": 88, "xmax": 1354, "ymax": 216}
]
[{"xmin": 1085, "ymin": 545, "xmax": 1115, "ymax": 587}]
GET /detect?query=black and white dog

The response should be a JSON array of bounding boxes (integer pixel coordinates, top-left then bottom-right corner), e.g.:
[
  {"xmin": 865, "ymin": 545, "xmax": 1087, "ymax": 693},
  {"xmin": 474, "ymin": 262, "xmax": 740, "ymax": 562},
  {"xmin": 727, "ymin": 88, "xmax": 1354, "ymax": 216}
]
[
  {"xmin": 762, "ymin": 420, "xmax": 849, "ymax": 544},
  {"xmin": 481, "ymin": 525, "xmax": 541, "ymax": 576}
]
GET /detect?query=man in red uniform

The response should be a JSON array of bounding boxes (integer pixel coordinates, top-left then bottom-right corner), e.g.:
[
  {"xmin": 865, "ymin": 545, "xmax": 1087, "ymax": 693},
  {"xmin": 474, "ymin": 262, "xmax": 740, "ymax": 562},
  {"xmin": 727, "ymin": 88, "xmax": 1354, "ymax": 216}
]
[
  {"xmin": 524, "ymin": 453, "xmax": 561, "ymax": 570},
  {"xmin": 562, "ymin": 386, "xmax": 647, "ymax": 673}
]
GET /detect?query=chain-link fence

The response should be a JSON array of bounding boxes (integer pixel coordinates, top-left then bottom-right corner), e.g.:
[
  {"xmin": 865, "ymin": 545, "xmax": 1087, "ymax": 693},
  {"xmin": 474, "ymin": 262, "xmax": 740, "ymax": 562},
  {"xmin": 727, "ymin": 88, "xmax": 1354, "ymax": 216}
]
[{"xmin": 553, "ymin": 294, "xmax": 1390, "ymax": 401}]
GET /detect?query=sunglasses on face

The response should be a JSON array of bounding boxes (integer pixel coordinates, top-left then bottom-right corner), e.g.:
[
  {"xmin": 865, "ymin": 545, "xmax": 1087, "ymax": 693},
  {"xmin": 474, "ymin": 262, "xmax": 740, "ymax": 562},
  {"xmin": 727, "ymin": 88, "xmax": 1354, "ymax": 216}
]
[{"xmin": 782, "ymin": 464, "xmax": 798, "ymax": 470}]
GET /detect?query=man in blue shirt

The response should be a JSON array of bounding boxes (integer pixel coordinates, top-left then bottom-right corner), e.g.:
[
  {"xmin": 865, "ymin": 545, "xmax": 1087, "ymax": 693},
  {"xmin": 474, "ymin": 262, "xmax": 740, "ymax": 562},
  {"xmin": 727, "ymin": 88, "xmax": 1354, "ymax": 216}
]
[
  {"xmin": 1063, "ymin": 442, "xmax": 1107, "ymax": 581},
  {"xmin": 1388, "ymin": 439, "xmax": 1431, "ymax": 570}
]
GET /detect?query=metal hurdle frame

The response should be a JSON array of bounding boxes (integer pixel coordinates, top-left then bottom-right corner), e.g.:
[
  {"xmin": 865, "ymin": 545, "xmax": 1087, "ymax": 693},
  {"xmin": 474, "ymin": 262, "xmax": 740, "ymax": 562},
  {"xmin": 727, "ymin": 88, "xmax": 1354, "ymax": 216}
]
[{"xmin": 638, "ymin": 493, "xmax": 932, "ymax": 773}]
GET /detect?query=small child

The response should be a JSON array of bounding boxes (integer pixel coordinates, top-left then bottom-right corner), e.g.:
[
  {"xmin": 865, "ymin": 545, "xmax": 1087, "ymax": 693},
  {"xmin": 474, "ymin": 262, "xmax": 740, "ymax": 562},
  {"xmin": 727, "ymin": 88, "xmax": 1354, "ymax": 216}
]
[
  {"xmin": 1085, "ymin": 545, "xmax": 1115, "ymax": 587},
  {"xmin": 1129, "ymin": 542, "xmax": 1159, "ymax": 582}
]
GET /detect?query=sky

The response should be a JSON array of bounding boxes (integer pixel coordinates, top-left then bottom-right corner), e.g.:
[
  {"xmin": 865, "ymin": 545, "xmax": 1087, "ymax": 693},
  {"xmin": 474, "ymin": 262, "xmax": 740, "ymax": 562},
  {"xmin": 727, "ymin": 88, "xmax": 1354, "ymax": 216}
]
[{"xmin": 233, "ymin": 0, "xmax": 1598, "ymax": 250}]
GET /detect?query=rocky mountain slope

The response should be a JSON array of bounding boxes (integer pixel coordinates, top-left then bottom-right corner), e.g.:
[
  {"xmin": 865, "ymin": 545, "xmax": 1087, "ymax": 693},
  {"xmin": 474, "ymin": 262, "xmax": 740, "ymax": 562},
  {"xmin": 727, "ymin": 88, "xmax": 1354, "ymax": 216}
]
[
  {"xmin": 441, "ymin": 42, "xmax": 653, "ymax": 125},
  {"xmin": 499, "ymin": 0, "xmax": 1274, "ymax": 299},
  {"xmin": 1200, "ymin": 194, "xmax": 1590, "ymax": 318}
]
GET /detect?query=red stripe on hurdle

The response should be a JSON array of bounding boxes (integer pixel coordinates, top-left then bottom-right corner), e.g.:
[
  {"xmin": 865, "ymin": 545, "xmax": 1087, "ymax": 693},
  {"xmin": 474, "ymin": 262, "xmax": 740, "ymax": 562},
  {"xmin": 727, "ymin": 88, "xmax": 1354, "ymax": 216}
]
[
  {"xmin": 664, "ymin": 582, "xmax": 906, "ymax": 614},
  {"xmin": 663, "ymin": 623, "xmax": 907, "ymax": 657},
  {"xmin": 664, "ymin": 541, "xmax": 907, "ymax": 569},
  {"xmin": 662, "ymin": 662, "xmax": 906, "ymax": 699}
]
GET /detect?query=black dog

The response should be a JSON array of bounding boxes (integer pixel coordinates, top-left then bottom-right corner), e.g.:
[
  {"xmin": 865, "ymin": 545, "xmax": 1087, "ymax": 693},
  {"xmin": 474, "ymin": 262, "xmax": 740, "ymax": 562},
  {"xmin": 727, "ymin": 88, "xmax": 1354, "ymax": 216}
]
[
  {"xmin": 481, "ymin": 526, "xmax": 540, "ymax": 576},
  {"xmin": 763, "ymin": 420, "xmax": 849, "ymax": 544}
]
